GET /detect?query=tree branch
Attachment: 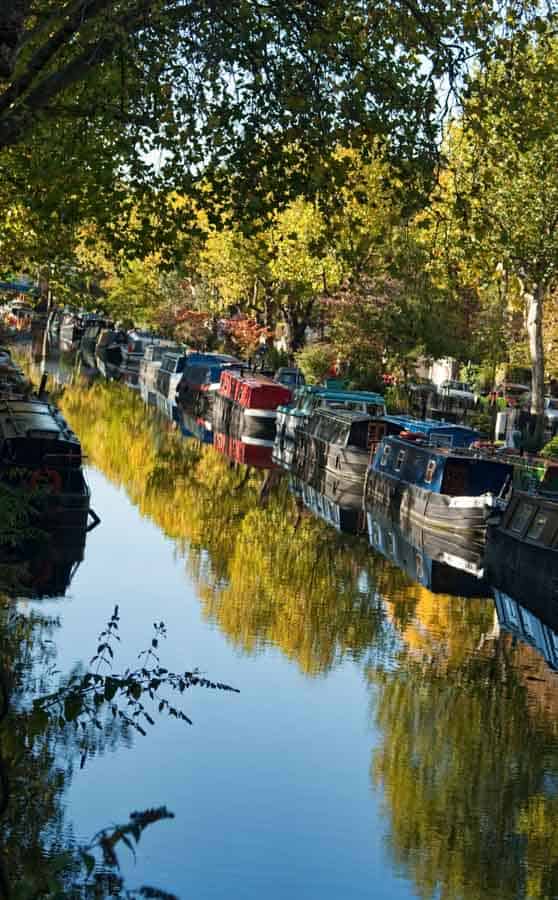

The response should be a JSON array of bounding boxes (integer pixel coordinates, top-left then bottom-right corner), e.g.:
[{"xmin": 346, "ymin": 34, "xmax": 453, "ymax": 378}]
[{"xmin": 0, "ymin": 0, "xmax": 115, "ymax": 117}]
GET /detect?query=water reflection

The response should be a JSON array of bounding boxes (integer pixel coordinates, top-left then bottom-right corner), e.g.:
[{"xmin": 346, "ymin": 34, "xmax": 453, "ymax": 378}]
[
  {"xmin": 370, "ymin": 581, "xmax": 558, "ymax": 900},
  {"xmin": 15, "ymin": 349, "xmax": 558, "ymax": 899}
]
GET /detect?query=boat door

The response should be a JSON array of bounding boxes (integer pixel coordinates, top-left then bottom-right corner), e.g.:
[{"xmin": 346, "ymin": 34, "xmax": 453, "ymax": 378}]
[
  {"xmin": 443, "ymin": 460, "xmax": 469, "ymax": 495},
  {"xmin": 367, "ymin": 420, "xmax": 387, "ymax": 457}
]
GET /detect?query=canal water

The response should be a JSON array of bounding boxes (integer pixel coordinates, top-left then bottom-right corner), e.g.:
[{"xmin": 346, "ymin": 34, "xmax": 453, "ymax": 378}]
[{"xmin": 6, "ymin": 351, "xmax": 558, "ymax": 899}]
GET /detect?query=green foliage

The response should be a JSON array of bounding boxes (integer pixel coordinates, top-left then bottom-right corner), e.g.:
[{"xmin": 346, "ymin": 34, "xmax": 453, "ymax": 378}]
[
  {"xmin": 295, "ymin": 343, "xmax": 335, "ymax": 384},
  {"xmin": 540, "ymin": 436, "xmax": 558, "ymax": 459}
]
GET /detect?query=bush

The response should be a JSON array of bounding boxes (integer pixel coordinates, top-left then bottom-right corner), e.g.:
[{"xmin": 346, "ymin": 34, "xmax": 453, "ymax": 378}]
[
  {"xmin": 295, "ymin": 343, "xmax": 335, "ymax": 384},
  {"xmin": 541, "ymin": 435, "xmax": 558, "ymax": 459}
]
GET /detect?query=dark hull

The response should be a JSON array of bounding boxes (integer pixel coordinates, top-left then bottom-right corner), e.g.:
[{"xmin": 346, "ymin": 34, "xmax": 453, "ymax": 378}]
[
  {"xmin": 294, "ymin": 432, "xmax": 368, "ymax": 487},
  {"xmin": 485, "ymin": 527, "xmax": 558, "ymax": 620},
  {"xmin": 365, "ymin": 470, "xmax": 494, "ymax": 534}
]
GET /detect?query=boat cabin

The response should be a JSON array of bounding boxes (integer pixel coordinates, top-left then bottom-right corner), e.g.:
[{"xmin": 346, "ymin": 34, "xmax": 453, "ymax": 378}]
[
  {"xmin": 497, "ymin": 491, "xmax": 558, "ymax": 550},
  {"xmin": 219, "ymin": 370, "xmax": 291, "ymax": 410},
  {"xmin": 302, "ymin": 408, "xmax": 377, "ymax": 451},
  {"xmin": 380, "ymin": 415, "xmax": 480, "ymax": 448},
  {"xmin": 286, "ymin": 385, "xmax": 385, "ymax": 416},
  {"xmin": 0, "ymin": 399, "xmax": 82, "ymax": 468},
  {"xmin": 371, "ymin": 435, "xmax": 512, "ymax": 497}
]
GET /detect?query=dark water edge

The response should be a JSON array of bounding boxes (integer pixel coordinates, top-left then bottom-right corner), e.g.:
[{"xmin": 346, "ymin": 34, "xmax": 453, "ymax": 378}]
[{"xmin": 5, "ymin": 348, "xmax": 558, "ymax": 899}]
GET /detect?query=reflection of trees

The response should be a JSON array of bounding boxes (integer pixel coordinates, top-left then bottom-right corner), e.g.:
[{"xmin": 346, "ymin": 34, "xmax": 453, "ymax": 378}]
[
  {"xmin": 370, "ymin": 587, "xmax": 558, "ymax": 900},
  {"xmin": 60, "ymin": 381, "xmax": 389, "ymax": 675}
]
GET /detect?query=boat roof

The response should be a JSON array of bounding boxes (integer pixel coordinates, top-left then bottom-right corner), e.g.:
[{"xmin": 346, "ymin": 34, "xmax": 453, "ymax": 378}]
[
  {"xmin": 311, "ymin": 407, "xmax": 372, "ymax": 424},
  {"xmin": 382, "ymin": 414, "xmax": 479, "ymax": 436},
  {"xmin": 297, "ymin": 385, "xmax": 385, "ymax": 404},
  {"xmin": 384, "ymin": 434, "xmax": 507, "ymax": 462}
]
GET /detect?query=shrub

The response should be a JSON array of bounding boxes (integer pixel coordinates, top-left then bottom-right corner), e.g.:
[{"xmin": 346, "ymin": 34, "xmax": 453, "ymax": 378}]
[
  {"xmin": 541, "ymin": 435, "xmax": 558, "ymax": 459},
  {"xmin": 295, "ymin": 343, "xmax": 335, "ymax": 384}
]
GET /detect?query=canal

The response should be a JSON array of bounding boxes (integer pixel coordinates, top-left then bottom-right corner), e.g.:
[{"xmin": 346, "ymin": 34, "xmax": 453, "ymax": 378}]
[{"xmin": 6, "ymin": 350, "xmax": 558, "ymax": 899}]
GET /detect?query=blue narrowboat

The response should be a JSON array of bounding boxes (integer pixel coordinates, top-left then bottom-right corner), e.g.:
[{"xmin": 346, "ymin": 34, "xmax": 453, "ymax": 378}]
[
  {"xmin": 176, "ymin": 353, "xmax": 240, "ymax": 423},
  {"xmin": 365, "ymin": 433, "xmax": 513, "ymax": 534},
  {"xmin": 380, "ymin": 415, "xmax": 481, "ymax": 448}
]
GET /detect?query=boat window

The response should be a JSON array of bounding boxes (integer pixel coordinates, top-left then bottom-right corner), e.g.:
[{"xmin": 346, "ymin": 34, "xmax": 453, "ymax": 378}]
[
  {"xmin": 394, "ymin": 449, "xmax": 406, "ymax": 472},
  {"xmin": 509, "ymin": 502, "xmax": 535, "ymax": 534},
  {"xmin": 425, "ymin": 459, "xmax": 437, "ymax": 484},
  {"xmin": 526, "ymin": 513, "xmax": 548, "ymax": 542},
  {"xmin": 380, "ymin": 445, "xmax": 391, "ymax": 467},
  {"xmin": 415, "ymin": 553, "xmax": 424, "ymax": 580}
]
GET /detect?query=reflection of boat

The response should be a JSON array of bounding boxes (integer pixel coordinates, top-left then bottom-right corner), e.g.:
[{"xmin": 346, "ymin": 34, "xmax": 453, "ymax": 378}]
[
  {"xmin": 485, "ymin": 490, "xmax": 558, "ymax": 614},
  {"xmin": 80, "ymin": 318, "xmax": 111, "ymax": 368},
  {"xmin": 213, "ymin": 431, "xmax": 275, "ymax": 469},
  {"xmin": 0, "ymin": 523, "xmax": 89, "ymax": 598},
  {"xmin": 367, "ymin": 503, "xmax": 490, "ymax": 596},
  {"xmin": 0, "ymin": 348, "xmax": 31, "ymax": 398},
  {"xmin": 60, "ymin": 312, "xmax": 86, "ymax": 352},
  {"xmin": 95, "ymin": 328, "xmax": 125, "ymax": 380},
  {"xmin": 290, "ymin": 472, "xmax": 363, "ymax": 535},
  {"xmin": 178, "ymin": 409, "xmax": 213, "ymax": 444},
  {"xmin": 493, "ymin": 589, "xmax": 558, "ymax": 672},
  {"xmin": 365, "ymin": 435, "xmax": 511, "ymax": 535},
  {"xmin": 214, "ymin": 370, "xmax": 291, "ymax": 441}
]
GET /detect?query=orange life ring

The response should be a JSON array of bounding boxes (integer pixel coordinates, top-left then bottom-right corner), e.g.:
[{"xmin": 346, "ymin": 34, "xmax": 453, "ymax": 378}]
[{"xmin": 29, "ymin": 468, "xmax": 63, "ymax": 493}]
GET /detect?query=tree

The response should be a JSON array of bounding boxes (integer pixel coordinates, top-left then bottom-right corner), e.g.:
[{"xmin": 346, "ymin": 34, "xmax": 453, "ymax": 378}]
[
  {"xmin": 441, "ymin": 37, "xmax": 558, "ymax": 416},
  {"xmin": 0, "ymin": 0, "xmax": 549, "ymax": 247}
]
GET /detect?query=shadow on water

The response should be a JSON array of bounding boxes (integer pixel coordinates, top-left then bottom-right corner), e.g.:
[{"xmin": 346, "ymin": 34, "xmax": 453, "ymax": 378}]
[{"xmin": 9, "ymin": 343, "xmax": 558, "ymax": 899}]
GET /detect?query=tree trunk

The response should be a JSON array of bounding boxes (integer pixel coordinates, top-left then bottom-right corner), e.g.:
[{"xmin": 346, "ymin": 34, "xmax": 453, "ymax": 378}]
[{"xmin": 526, "ymin": 283, "xmax": 545, "ymax": 417}]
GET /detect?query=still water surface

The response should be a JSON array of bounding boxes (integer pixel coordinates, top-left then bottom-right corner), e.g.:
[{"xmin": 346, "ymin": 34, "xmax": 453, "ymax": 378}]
[{"xmin": 12, "ymin": 362, "xmax": 558, "ymax": 899}]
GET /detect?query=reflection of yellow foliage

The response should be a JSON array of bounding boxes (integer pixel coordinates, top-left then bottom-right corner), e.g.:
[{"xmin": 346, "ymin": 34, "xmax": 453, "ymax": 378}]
[
  {"xmin": 383, "ymin": 583, "xmax": 492, "ymax": 672},
  {"xmin": 56, "ymin": 379, "xmax": 384, "ymax": 675}
]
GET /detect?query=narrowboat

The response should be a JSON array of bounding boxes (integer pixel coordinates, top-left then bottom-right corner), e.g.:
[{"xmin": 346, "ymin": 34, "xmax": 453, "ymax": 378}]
[
  {"xmin": 176, "ymin": 353, "xmax": 240, "ymax": 417},
  {"xmin": 380, "ymin": 415, "xmax": 481, "ymax": 448},
  {"xmin": 60, "ymin": 311, "xmax": 86, "ymax": 352},
  {"xmin": 139, "ymin": 342, "xmax": 180, "ymax": 406},
  {"xmin": 365, "ymin": 434, "xmax": 512, "ymax": 534},
  {"xmin": 95, "ymin": 328, "xmax": 126, "ymax": 380},
  {"xmin": 0, "ymin": 398, "xmax": 99, "ymax": 532},
  {"xmin": 275, "ymin": 385, "xmax": 386, "ymax": 447},
  {"xmin": 80, "ymin": 317, "xmax": 112, "ymax": 367},
  {"xmin": 366, "ymin": 503, "xmax": 490, "ymax": 596},
  {"xmin": 214, "ymin": 369, "xmax": 292, "ymax": 441},
  {"xmin": 119, "ymin": 330, "xmax": 163, "ymax": 388},
  {"xmin": 293, "ymin": 407, "xmax": 377, "ymax": 487},
  {"xmin": 485, "ymin": 490, "xmax": 558, "ymax": 610}
]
